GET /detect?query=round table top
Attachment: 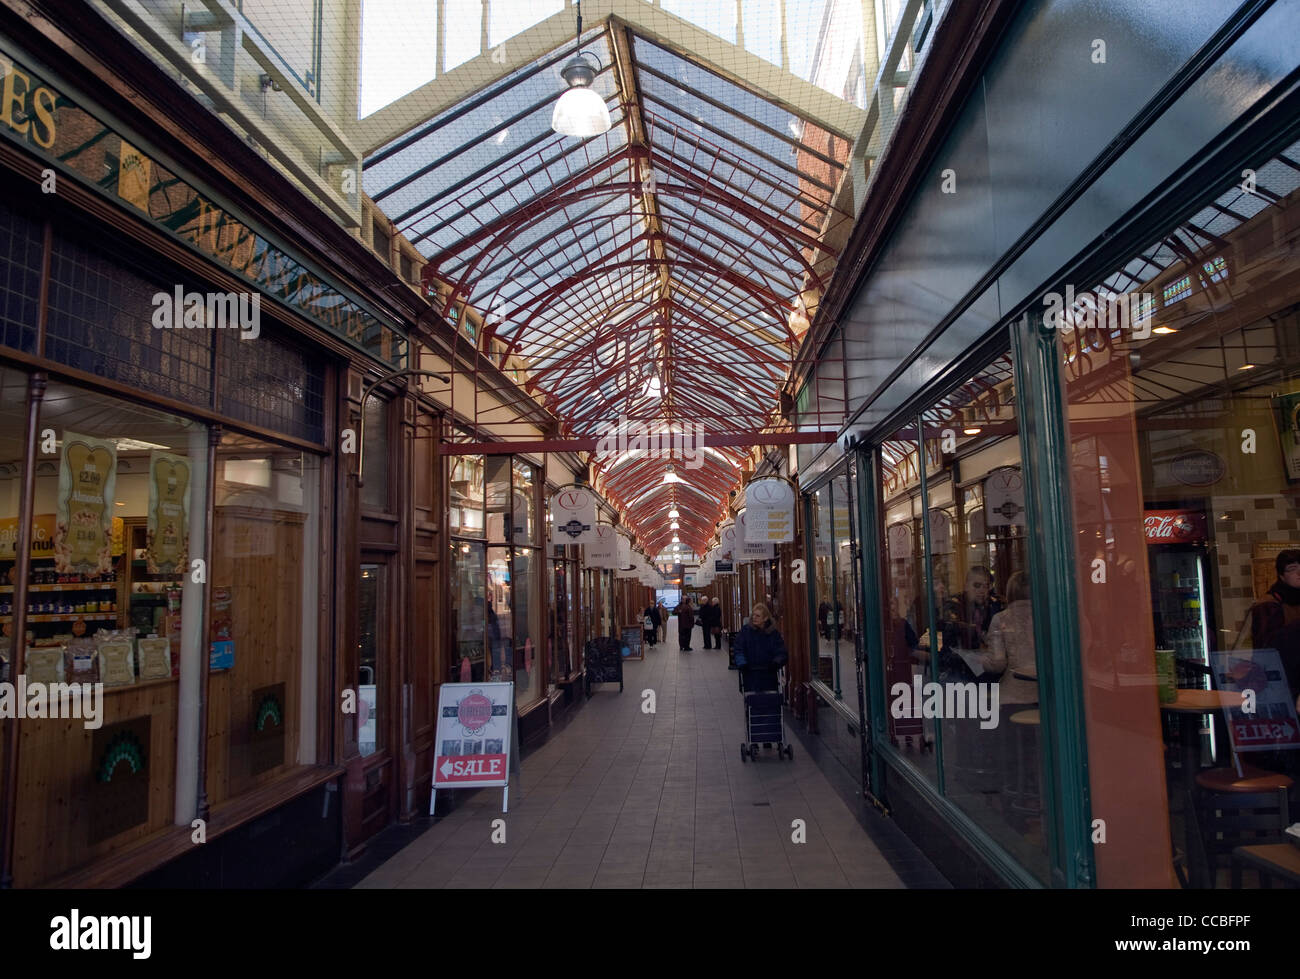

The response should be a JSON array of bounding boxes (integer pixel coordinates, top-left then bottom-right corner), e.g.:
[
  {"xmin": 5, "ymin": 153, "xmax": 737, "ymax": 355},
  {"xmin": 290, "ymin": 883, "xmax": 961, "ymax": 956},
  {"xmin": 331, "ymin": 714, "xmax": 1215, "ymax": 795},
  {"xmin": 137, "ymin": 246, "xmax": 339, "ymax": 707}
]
[
  {"xmin": 1009, "ymin": 709, "xmax": 1040, "ymax": 725},
  {"xmin": 1012, "ymin": 667, "xmax": 1038, "ymax": 681},
  {"xmin": 1159, "ymin": 689, "xmax": 1244, "ymax": 713}
]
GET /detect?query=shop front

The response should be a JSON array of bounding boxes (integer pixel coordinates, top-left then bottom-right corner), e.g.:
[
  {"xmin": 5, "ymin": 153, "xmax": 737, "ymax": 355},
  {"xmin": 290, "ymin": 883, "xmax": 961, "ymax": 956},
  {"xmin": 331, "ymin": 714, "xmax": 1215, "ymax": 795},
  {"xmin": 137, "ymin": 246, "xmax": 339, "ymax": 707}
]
[
  {"xmin": 793, "ymin": 0, "xmax": 1300, "ymax": 887},
  {"xmin": 0, "ymin": 22, "xmax": 419, "ymax": 885}
]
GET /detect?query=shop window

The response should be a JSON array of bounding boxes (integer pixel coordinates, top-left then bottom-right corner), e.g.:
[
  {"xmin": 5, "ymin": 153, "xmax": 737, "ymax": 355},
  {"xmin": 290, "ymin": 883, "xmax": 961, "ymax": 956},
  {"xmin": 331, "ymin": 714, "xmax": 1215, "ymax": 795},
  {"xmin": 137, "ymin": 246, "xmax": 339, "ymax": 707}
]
[
  {"xmin": 919, "ymin": 357, "xmax": 1048, "ymax": 883},
  {"xmin": 511, "ymin": 546, "xmax": 543, "ymax": 708},
  {"xmin": 449, "ymin": 454, "xmax": 485, "ymax": 537},
  {"xmin": 361, "ymin": 395, "xmax": 390, "ymax": 511},
  {"xmin": 4, "ymin": 378, "xmax": 208, "ymax": 886},
  {"xmin": 357, "ymin": 563, "xmax": 383, "ymax": 757},
  {"xmin": 810, "ymin": 483, "xmax": 835, "ymax": 685},
  {"xmin": 879, "ymin": 422, "xmax": 934, "ymax": 782},
  {"xmin": 209, "ymin": 432, "xmax": 321, "ymax": 805},
  {"xmin": 450, "ymin": 540, "xmax": 485, "ymax": 681},
  {"xmin": 218, "ymin": 327, "xmax": 326, "ymax": 445},
  {"xmin": 511, "ymin": 459, "xmax": 536, "ymax": 542},
  {"xmin": 1060, "ymin": 137, "xmax": 1300, "ymax": 888},
  {"xmin": 0, "ymin": 200, "xmax": 42, "ymax": 354},
  {"xmin": 46, "ymin": 233, "xmax": 212, "ymax": 408}
]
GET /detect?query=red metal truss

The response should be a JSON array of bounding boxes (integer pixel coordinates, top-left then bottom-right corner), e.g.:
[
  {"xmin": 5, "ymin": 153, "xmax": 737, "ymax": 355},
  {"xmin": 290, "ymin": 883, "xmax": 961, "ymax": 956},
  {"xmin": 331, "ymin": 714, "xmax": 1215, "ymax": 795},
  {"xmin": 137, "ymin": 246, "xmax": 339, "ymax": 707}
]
[{"xmin": 385, "ymin": 25, "xmax": 851, "ymax": 551}]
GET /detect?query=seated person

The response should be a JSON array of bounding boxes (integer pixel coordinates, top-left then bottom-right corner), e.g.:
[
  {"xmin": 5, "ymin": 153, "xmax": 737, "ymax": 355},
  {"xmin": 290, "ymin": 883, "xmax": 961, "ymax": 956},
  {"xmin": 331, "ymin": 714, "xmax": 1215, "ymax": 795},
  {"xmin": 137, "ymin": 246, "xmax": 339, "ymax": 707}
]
[{"xmin": 939, "ymin": 566, "xmax": 1002, "ymax": 683}]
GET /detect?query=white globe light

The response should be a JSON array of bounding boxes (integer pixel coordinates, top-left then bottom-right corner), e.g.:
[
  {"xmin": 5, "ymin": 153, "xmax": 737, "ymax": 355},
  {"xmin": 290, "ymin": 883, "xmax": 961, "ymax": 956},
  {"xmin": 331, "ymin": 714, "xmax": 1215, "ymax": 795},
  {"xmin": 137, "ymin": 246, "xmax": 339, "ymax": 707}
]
[{"xmin": 551, "ymin": 59, "xmax": 611, "ymax": 137}]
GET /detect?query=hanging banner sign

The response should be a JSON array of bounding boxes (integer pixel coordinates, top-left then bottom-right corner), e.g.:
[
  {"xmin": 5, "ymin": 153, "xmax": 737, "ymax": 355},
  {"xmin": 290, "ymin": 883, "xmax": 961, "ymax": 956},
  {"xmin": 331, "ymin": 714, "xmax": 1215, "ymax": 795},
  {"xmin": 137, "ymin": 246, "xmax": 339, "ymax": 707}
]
[
  {"xmin": 55, "ymin": 432, "xmax": 117, "ymax": 575},
  {"xmin": 147, "ymin": 451, "xmax": 191, "ymax": 575},
  {"xmin": 745, "ymin": 477, "xmax": 795, "ymax": 543},
  {"xmin": 928, "ymin": 508, "xmax": 952, "ymax": 555},
  {"xmin": 616, "ymin": 533, "xmax": 631, "ymax": 570},
  {"xmin": 431, "ymin": 682, "xmax": 516, "ymax": 812},
  {"xmin": 719, "ymin": 522, "xmax": 738, "ymax": 558},
  {"xmin": 984, "ymin": 467, "xmax": 1026, "ymax": 527},
  {"xmin": 585, "ymin": 525, "xmax": 618, "ymax": 568},
  {"xmin": 548, "ymin": 487, "xmax": 598, "ymax": 544}
]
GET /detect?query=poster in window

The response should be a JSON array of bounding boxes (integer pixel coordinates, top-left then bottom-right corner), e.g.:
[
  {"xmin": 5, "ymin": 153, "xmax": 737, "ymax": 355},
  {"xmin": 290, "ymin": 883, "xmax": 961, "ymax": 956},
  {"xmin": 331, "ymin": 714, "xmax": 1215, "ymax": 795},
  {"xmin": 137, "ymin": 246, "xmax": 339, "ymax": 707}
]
[
  {"xmin": 147, "ymin": 450, "xmax": 190, "ymax": 575},
  {"xmin": 55, "ymin": 432, "xmax": 117, "ymax": 575}
]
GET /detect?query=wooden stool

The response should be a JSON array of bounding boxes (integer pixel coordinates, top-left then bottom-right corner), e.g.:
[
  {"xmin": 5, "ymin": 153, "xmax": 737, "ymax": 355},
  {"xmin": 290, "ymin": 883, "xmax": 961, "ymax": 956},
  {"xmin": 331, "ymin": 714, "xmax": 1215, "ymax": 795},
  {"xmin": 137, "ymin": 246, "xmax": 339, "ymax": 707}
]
[
  {"xmin": 1005, "ymin": 709, "xmax": 1042, "ymax": 820},
  {"xmin": 1195, "ymin": 764, "xmax": 1293, "ymax": 883}
]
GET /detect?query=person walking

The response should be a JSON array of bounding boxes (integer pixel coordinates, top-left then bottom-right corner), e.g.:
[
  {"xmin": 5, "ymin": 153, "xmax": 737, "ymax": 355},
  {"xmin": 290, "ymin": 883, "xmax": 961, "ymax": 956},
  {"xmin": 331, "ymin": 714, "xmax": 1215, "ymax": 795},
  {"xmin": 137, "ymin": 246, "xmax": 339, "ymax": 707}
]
[
  {"xmin": 703, "ymin": 596, "xmax": 723, "ymax": 649},
  {"xmin": 1250, "ymin": 549, "xmax": 1300, "ymax": 649},
  {"xmin": 644, "ymin": 602, "xmax": 660, "ymax": 648},
  {"xmin": 733, "ymin": 602, "xmax": 788, "ymax": 691},
  {"xmin": 657, "ymin": 601, "xmax": 668, "ymax": 643},
  {"xmin": 676, "ymin": 598, "xmax": 695, "ymax": 651}
]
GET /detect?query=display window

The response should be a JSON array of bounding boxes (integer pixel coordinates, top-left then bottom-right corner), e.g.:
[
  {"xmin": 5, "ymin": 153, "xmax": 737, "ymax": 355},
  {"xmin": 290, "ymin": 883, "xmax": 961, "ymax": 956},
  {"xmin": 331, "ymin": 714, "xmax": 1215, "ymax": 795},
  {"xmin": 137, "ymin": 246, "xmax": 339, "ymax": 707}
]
[
  {"xmin": 208, "ymin": 432, "xmax": 322, "ymax": 805},
  {"xmin": 1, "ymin": 379, "xmax": 209, "ymax": 886},
  {"xmin": 1059, "ymin": 136, "xmax": 1300, "ymax": 888}
]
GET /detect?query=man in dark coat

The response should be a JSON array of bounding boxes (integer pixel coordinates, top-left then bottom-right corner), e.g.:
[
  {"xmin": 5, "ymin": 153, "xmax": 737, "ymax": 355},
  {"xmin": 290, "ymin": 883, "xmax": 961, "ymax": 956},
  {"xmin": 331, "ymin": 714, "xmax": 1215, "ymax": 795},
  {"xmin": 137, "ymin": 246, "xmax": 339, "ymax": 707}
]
[
  {"xmin": 1250, "ymin": 549, "xmax": 1300, "ymax": 649},
  {"xmin": 701, "ymin": 597, "xmax": 719, "ymax": 649},
  {"xmin": 676, "ymin": 599, "xmax": 695, "ymax": 651}
]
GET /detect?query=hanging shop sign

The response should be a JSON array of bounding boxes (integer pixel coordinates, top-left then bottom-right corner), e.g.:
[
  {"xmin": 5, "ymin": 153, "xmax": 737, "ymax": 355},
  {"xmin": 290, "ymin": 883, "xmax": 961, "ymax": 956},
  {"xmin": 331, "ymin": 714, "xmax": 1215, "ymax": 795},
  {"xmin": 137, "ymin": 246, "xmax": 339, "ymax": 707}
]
[
  {"xmin": 744, "ymin": 477, "xmax": 795, "ymax": 543},
  {"xmin": 55, "ymin": 432, "xmax": 117, "ymax": 575},
  {"xmin": 0, "ymin": 43, "xmax": 406, "ymax": 367},
  {"xmin": 885, "ymin": 520, "xmax": 912, "ymax": 559},
  {"xmin": 719, "ymin": 521, "xmax": 738, "ymax": 558},
  {"xmin": 1143, "ymin": 509, "xmax": 1208, "ymax": 545},
  {"xmin": 983, "ymin": 467, "xmax": 1026, "ymax": 527},
  {"xmin": 146, "ymin": 451, "xmax": 190, "ymax": 575},
  {"xmin": 616, "ymin": 532, "xmax": 632, "ymax": 571},
  {"xmin": 585, "ymin": 525, "xmax": 618, "ymax": 568},
  {"xmin": 714, "ymin": 559, "xmax": 735, "ymax": 574},
  {"xmin": 928, "ymin": 508, "xmax": 953, "ymax": 554},
  {"xmin": 431, "ymin": 682, "xmax": 518, "ymax": 813},
  {"xmin": 548, "ymin": 487, "xmax": 598, "ymax": 544}
]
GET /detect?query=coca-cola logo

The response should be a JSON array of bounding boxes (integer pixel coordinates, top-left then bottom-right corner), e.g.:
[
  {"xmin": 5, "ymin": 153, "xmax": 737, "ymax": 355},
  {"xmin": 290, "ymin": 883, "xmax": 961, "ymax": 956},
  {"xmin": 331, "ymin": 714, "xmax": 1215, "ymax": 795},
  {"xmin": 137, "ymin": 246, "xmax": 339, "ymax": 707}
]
[{"xmin": 1143, "ymin": 510, "xmax": 1205, "ymax": 543}]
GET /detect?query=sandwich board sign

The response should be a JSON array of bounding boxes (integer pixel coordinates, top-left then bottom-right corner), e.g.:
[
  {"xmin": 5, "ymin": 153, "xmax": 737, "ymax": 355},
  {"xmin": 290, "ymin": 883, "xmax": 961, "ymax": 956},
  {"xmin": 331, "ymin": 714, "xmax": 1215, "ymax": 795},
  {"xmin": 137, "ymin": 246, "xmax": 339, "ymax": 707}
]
[{"xmin": 431, "ymin": 681, "xmax": 521, "ymax": 814}]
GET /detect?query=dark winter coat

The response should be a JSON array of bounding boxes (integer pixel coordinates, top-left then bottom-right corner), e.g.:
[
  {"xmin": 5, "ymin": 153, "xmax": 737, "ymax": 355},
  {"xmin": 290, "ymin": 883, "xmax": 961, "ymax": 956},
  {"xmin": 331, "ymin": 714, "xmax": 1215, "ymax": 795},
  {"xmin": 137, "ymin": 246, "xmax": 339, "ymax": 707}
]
[
  {"xmin": 676, "ymin": 604, "xmax": 695, "ymax": 643},
  {"xmin": 734, "ymin": 621, "xmax": 788, "ymax": 691}
]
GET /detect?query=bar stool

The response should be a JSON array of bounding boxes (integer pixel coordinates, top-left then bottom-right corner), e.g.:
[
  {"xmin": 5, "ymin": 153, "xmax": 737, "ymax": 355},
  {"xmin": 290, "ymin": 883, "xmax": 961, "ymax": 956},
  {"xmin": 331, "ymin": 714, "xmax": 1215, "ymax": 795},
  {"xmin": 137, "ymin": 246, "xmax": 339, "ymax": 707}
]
[
  {"xmin": 1195, "ymin": 764, "xmax": 1293, "ymax": 886},
  {"xmin": 1005, "ymin": 709, "xmax": 1042, "ymax": 823}
]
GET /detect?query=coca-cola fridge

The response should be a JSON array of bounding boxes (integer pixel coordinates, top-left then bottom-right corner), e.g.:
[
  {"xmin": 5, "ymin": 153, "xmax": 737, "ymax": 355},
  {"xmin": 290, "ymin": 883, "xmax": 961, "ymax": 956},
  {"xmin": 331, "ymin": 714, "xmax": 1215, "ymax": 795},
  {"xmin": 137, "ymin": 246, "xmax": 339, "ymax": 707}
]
[{"xmin": 1144, "ymin": 509, "xmax": 1216, "ymax": 682}]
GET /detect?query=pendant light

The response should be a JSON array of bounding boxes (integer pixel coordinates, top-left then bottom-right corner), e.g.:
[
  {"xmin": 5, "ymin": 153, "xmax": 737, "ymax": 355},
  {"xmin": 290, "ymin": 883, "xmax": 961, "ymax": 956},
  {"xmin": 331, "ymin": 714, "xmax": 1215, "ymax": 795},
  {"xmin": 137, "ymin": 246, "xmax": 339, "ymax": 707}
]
[{"xmin": 551, "ymin": 1, "xmax": 611, "ymax": 137}]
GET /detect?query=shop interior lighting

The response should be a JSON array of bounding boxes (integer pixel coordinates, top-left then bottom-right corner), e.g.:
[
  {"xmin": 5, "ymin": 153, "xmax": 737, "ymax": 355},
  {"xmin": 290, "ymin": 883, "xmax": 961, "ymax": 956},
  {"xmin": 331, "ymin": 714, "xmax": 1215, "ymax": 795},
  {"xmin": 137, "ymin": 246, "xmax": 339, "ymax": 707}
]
[
  {"xmin": 963, "ymin": 427, "xmax": 982, "ymax": 435},
  {"xmin": 551, "ymin": 1, "xmax": 610, "ymax": 138},
  {"xmin": 669, "ymin": 508, "xmax": 680, "ymax": 519},
  {"xmin": 1152, "ymin": 326, "xmax": 1177, "ymax": 335}
]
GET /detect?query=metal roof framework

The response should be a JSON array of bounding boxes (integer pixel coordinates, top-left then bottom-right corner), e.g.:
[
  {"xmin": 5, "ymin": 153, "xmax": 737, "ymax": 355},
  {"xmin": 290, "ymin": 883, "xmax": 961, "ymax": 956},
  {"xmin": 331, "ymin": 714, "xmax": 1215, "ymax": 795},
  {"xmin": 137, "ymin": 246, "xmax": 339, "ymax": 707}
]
[{"xmin": 364, "ymin": 14, "xmax": 853, "ymax": 553}]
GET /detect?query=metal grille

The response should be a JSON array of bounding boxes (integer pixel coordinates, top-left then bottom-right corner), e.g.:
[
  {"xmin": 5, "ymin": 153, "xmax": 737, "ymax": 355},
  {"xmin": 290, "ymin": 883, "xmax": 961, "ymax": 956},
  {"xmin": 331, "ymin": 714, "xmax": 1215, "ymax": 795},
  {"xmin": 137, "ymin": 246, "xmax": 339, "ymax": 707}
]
[
  {"xmin": 0, "ymin": 200, "xmax": 43, "ymax": 355},
  {"xmin": 46, "ymin": 232, "xmax": 213, "ymax": 407},
  {"xmin": 218, "ymin": 326, "xmax": 326, "ymax": 444}
]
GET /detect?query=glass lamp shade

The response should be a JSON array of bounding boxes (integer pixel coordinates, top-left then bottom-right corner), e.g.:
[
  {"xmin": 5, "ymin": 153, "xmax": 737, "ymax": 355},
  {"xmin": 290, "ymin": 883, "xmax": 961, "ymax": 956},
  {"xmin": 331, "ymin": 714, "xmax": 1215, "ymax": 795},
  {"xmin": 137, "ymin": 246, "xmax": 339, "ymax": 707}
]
[{"xmin": 551, "ymin": 85, "xmax": 610, "ymax": 137}]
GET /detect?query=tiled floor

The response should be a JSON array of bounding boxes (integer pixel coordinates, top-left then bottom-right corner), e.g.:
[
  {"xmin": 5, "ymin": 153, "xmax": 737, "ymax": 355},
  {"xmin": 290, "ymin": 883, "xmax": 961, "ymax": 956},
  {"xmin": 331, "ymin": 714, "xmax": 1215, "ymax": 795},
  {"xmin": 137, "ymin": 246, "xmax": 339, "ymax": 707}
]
[{"xmin": 345, "ymin": 639, "xmax": 948, "ymax": 889}]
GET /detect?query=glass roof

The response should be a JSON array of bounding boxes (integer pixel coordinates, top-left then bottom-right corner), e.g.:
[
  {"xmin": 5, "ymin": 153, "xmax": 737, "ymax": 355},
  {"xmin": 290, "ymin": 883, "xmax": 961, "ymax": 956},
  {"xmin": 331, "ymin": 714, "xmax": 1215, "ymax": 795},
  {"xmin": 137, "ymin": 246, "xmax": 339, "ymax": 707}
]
[{"xmin": 363, "ymin": 11, "xmax": 854, "ymax": 552}]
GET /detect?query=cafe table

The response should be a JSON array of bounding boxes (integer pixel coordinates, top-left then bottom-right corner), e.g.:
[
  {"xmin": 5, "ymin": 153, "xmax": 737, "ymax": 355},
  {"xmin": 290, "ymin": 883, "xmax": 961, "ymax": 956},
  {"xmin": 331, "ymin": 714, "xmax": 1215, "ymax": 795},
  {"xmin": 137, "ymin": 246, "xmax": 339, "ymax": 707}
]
[
  {"xmin": 1012, "ymin": 666, "xmax": 1038, "ymax": 682},
  {"xmin": 1160, "ymin": 689, "xmax": 1245, "ymax": 888},
  {"xmin": 1230, "ymin": 842, "xmax": 1300, "ymax": 888}
]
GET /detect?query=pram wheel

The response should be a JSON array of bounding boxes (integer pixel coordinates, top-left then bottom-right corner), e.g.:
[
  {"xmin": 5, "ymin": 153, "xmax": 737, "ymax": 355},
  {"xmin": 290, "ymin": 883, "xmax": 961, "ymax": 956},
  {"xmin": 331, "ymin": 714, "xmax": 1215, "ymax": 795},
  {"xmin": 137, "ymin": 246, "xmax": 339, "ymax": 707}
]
[{"xmin": 784, "ymin": 743, "xmax": 793, "ymax": 760}]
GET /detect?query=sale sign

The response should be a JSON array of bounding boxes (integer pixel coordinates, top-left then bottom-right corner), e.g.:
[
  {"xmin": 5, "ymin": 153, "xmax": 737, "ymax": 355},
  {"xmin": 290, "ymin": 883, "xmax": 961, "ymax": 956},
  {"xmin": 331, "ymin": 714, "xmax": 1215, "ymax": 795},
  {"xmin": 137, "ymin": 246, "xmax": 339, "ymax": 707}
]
[
  {"xmin": 432, "ymin": 682, "xmax": 514, "ymax": 794},
  {"xmin": 1210, "ymin": 649, "xmax": 1300, "ymax": 753}
]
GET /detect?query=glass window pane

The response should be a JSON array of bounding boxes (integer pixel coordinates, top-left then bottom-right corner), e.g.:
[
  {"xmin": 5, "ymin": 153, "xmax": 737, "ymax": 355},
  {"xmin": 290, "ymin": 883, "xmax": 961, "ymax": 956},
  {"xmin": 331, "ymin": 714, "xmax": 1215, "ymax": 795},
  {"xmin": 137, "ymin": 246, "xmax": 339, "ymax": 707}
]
[
  {"xmin": 358, "ymin": 564, "xmax": 383, "ymax": 756},
  {"xmin": 451, "ymin": 541, "xmax": 486, "ymax": 681},
  {"xmin": 449, "ymin": 455, "xmax": 484, "ymax": 536},
  {"xmin": 811, "ymin": 484, "xmax": 835, "ymax": 684},
  {"xmin": 1061, "ymin": 139, "xmax": 1300, "ymax": 887},
  {"xmin": 879, "ymin": 422, "xmax": 935, "ymax": 782},
  {"xmin": 211, "ymin": 433, "xmax": 321, "ymax": 803},
  {"xmin": 512, "ymin": 547, "xmax": 543, "ymax": 707},
  {"xmin": 921, "ymin": 356, "xmax": 1047, "ymax": 883},
  {"xmin": 511, "ymin": 458, "xmax": 535, "ymax": 543},
  {"xmin": 485, "ymin": 456, "xmax": 511, "ymax": 540}
]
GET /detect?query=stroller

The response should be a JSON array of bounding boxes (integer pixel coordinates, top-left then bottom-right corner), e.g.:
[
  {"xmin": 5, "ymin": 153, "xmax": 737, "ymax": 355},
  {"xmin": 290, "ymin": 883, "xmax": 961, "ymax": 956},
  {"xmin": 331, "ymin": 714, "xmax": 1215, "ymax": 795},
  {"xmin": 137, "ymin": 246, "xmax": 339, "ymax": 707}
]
[{"xmin": 738, "ymin": 663, "xmax": 793, "ymax": 762}]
